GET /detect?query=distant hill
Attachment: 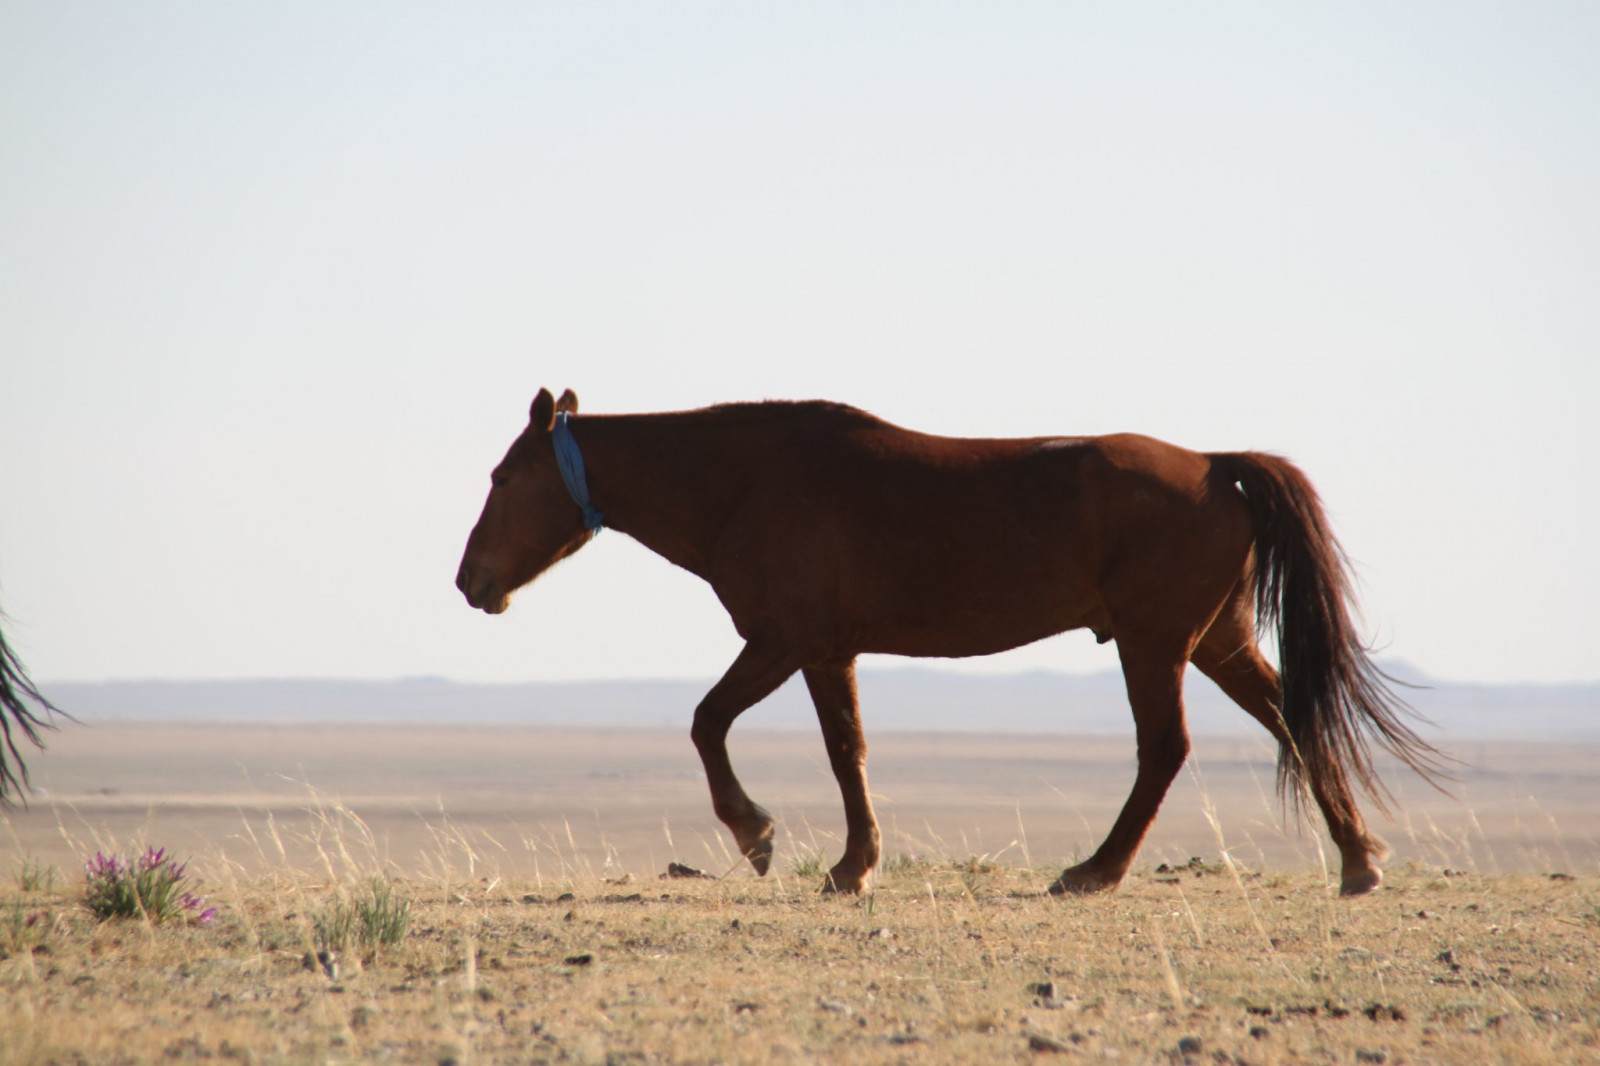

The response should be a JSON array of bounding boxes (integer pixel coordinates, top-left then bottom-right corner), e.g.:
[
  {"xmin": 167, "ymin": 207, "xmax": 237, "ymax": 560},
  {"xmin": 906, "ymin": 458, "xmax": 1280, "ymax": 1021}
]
[{"xmin": 43, "ymin": 664, "xmax": 1600, "ymax": 740}]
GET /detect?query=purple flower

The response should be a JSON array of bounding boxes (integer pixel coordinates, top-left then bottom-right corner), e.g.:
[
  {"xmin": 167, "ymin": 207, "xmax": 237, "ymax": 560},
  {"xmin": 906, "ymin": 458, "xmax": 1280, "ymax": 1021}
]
[
  {"xmin": 179, "ymin": 892, "xmax": 216, "ymax": 923},
  {"xmin": 86, "ymin": 852, "xmax": 125, "ymax": 879}
]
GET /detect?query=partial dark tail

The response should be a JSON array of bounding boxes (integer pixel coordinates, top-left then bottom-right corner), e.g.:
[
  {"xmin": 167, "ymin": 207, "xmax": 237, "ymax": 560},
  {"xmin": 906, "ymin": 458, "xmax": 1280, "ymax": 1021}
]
[
  {"xmin": 0, "ymin": 615, "xmax": 65, "ymax": 805},
  {"xmin": 1210, "ymin": 452, "xmax": 1448, "ymax": 813}
]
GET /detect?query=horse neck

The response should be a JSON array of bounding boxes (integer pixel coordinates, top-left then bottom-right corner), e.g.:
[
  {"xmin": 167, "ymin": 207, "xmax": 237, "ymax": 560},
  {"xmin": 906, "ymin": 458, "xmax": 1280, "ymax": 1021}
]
[{"xmin": 578, "ymin": 412, "xmax": 768, "ymax": 577}]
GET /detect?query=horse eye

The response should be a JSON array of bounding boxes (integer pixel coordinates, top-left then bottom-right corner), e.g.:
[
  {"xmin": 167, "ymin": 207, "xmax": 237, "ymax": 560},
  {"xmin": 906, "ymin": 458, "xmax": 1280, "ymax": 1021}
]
[{"xmin": 491, "ymin": 472, "xmax": 509, "ymax": 488}]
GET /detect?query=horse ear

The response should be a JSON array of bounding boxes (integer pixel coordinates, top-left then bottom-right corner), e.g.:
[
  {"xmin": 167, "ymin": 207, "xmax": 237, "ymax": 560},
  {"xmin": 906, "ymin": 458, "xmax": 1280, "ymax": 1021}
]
[
  {"xmin": 555, "ymin": 389, "xmax": 579, "ymax": 415},
  {"xmin": 530, "ymin": 388, "xmax": 557, "ymax": 432}
]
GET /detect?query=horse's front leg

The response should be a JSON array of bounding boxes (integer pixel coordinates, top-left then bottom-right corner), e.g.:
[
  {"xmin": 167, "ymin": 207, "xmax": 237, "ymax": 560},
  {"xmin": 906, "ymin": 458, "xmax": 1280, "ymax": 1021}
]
[
  {"xmin": 690, "ymin": 641, "xmax": 803, "ymax": 876},
  {"xmin": 803, "ymin": 658, "xmax": 880, "ymax": 894}
]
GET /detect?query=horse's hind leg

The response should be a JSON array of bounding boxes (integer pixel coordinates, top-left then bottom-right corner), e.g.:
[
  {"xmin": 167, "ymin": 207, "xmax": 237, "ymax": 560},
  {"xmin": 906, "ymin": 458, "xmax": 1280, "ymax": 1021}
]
[
  {"xmin": 690, "ymin": 641, "xmax": 805, "ymax": 876},
  {"xmin": 802, "ymin": 658, "xmax": 880, "ymax": 894},
  {"xmin": 1190, "ymin": 606, "xmax": 1388, "ymax": 896},
  {"xmin": 1051, "ymin": 637, "xmax": 1192, "ymax": 895}
]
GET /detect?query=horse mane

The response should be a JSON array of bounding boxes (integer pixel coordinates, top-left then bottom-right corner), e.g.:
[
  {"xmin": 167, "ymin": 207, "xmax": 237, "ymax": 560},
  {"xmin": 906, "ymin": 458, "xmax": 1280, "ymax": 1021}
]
[
  {"xmin": 695, "ymin": 399, "xmax": 884, "ymax": 428},
  {"xmin": 502, "ymin": 399, "xmax": 885, "ymax": 469}
]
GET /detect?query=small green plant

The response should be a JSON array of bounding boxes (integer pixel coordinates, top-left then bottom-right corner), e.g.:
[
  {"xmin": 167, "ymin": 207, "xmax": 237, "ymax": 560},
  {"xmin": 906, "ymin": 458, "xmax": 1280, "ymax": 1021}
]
[
  {"xmin": 788, "ymin": 849, "xmax": 828, "ymax": 880},
  {"xmin": 952, "ymin": 853, "xmax": 1002, "ymax": 894},
  {"xmin": 14, "ymin": 854, "xmax": 59, "ymax": 893},
  {"xmin": 880, "ymin": 852, "xmax": 930, "ymax": 877},
  {"xmin": 81, "ymin": 848, "xmax": 216, "ymax": 925},
  {"xmin": 312, "ymin": 897, "xmax": 355, "ymax": 953},
  {"xmin": 314, "ymin": 877, "xmax": 411, "ymax": 956},
  {"xmin": 356, "ymin": 877, "xmax": 411, "ymax": 949},
  {"xmin": 1, "ymin": 906, "xmax": 50, "ymax": 957}
]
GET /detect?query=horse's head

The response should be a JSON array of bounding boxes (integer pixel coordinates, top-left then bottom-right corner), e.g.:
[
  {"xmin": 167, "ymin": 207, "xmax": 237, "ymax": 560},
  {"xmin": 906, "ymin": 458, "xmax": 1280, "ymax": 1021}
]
[{"xmin": 456, "ymin": 387, "xmax": 595, "ymax": 614}]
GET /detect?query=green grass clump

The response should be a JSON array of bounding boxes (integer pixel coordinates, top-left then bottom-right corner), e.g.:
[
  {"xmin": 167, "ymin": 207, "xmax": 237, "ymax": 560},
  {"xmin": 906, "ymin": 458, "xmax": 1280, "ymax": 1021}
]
[
  {"xmin": 787, "ymin": 849, "xmax": 828, "ymax": 880},
  {"xmin": 880, "ymin": 851, "xmax": 931, "ymax": 876},
  {"xmin": 313, "ymin": 877, "xmax": 412, "ymax": 957},
  {"xmin": 0, "ymin": 905, "xmax": 50, "ymax": 958},
  {"xmin": 14, "ymin": 854, "xmax": 58, "ymax": 893}
]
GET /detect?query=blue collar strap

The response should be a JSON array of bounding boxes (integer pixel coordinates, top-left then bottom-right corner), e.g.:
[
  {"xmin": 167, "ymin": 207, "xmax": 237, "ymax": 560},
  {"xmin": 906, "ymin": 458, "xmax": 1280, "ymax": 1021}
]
[{"xmin": 552, "ymin": 412, "xmax": 605, "ymax": 533}]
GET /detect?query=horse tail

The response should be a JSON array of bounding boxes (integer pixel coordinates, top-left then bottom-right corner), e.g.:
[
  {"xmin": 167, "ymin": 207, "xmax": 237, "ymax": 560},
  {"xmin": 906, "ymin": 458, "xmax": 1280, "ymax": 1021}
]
[
  {"xmin": 1209, "ymin": 452, "xmax": 1448, "ymax": 814},
  {"xmin": 0, "ymin": 614, "xmax": 65, "ymax": 805}
]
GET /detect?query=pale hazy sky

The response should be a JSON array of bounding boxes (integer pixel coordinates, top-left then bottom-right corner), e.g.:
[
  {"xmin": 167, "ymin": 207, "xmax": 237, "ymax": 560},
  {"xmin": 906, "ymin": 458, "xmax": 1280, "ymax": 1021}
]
[{"xmin": 2, "ymin": 3, "xmax": 1595, "ymax": 686}]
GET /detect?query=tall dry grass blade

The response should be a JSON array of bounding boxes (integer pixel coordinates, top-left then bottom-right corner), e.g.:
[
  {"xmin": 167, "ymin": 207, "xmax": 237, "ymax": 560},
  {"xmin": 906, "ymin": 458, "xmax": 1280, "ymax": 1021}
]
[
  {"xmin": 1526, "ymin": 798, "xmax": 1575, "ymax": 875},
  {"xmin": 264, "ymin": 811, "xmax": 289, "ymax": 866},
  {"xmin": 1172, "ymin": 882, "xmax": 1205, "ymax": 948},
  {"xmin": 1013, "ymin": 803, "xmax": 1033, "ymax": 873},
  {"xmin": 1467, "ymin": 806, "xmax": 1502, "ymax": 873},
  {"xmin": 1199, "ymin": 791, "xmax": 1278, "ymax": 960},
  {"xmin": 1148, "ymin": 915, "xmax": 1185, "ymax": 1008}
]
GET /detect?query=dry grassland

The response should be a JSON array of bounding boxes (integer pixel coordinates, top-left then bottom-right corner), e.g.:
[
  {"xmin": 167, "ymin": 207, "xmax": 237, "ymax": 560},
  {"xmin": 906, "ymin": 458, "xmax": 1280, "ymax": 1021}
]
[
  {"xmin": 3, "ymin": 860, "xmax": 1598, "ymax": 1065},
  {"xmin": 2, "ymin": 724, "xmax": 1598, "ymax": 1064}
]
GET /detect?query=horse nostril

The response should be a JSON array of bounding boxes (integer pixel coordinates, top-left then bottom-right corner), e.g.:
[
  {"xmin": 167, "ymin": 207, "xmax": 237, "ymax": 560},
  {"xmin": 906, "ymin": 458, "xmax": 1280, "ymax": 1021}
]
[{"xmin": 455, "ymin": 563, "xmax": 471, "ymax": 596}]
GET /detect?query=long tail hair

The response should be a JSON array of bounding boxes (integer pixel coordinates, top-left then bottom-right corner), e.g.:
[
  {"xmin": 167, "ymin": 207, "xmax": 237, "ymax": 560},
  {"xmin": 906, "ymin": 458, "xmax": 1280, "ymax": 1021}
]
[
  {"xmin": 1211, "ymin": 452, "xmax": 1448, "ymax": 813},
  {"xmin": 0, "ymin": 613, "xmax": 65, "ymax": 804}
]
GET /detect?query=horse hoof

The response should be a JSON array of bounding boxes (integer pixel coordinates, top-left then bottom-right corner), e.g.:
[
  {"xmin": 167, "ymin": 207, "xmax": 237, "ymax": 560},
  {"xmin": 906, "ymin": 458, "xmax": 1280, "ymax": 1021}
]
[
  {"xmin": 1339, "ymin": 866, "xmax": 1382, "ymax": 897},
  {"xmin": 740, "ymin": 821, "xmax": 776, "ymax": 877},
  {"xmin": 745, "ymin": 839, "xmax": 774, "ymax": 876},
  {"xmin": 1048, "ymin": 867, "xmax": 1121, "ymax": 896},
  {"xmin": 821, "ymin": 867, "xmax": 868, "ymax": 895}
]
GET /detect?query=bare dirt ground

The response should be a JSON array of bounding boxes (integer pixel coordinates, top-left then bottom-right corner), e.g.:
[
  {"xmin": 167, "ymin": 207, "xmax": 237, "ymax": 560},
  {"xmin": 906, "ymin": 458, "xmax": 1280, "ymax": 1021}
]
[{"xmin": 5, "ymin": 724, "xmax": 1595, "ymax": 886}]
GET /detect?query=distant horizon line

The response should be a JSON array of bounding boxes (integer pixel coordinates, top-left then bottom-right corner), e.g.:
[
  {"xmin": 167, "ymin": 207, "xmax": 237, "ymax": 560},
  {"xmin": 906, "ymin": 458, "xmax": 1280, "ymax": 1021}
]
[{"xmin": 38, "ymin": 660, "xmax": 1600, "ymax": 692}]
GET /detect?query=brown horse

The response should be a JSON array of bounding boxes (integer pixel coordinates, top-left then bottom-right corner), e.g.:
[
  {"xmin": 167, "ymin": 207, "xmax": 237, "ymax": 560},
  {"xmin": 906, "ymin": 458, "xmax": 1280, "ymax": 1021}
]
[
  {"xmin": 1, "ymin": 607, "xmax": 64, "ymax": 804},
  {"xmin": 457, "ymin": 389, "xmax": 1443, "ymax": 896}
]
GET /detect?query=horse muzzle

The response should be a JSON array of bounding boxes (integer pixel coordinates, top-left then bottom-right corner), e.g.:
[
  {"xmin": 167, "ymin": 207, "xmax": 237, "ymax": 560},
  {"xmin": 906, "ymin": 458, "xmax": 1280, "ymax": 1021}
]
[{"xmin": 456, "ymin": 563, "xmax": 511, "ymax": 615}]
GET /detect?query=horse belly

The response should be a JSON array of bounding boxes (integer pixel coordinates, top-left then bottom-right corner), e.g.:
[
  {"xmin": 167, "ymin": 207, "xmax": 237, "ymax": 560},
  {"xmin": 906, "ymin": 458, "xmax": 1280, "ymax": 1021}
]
[
  {"xmin": 846, "ymin": 532, "xmax": 1102, "ymax": 660},
  {"xmin": 862, "ymin": 616, "xmax": 1091, "ymax": 659}
]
